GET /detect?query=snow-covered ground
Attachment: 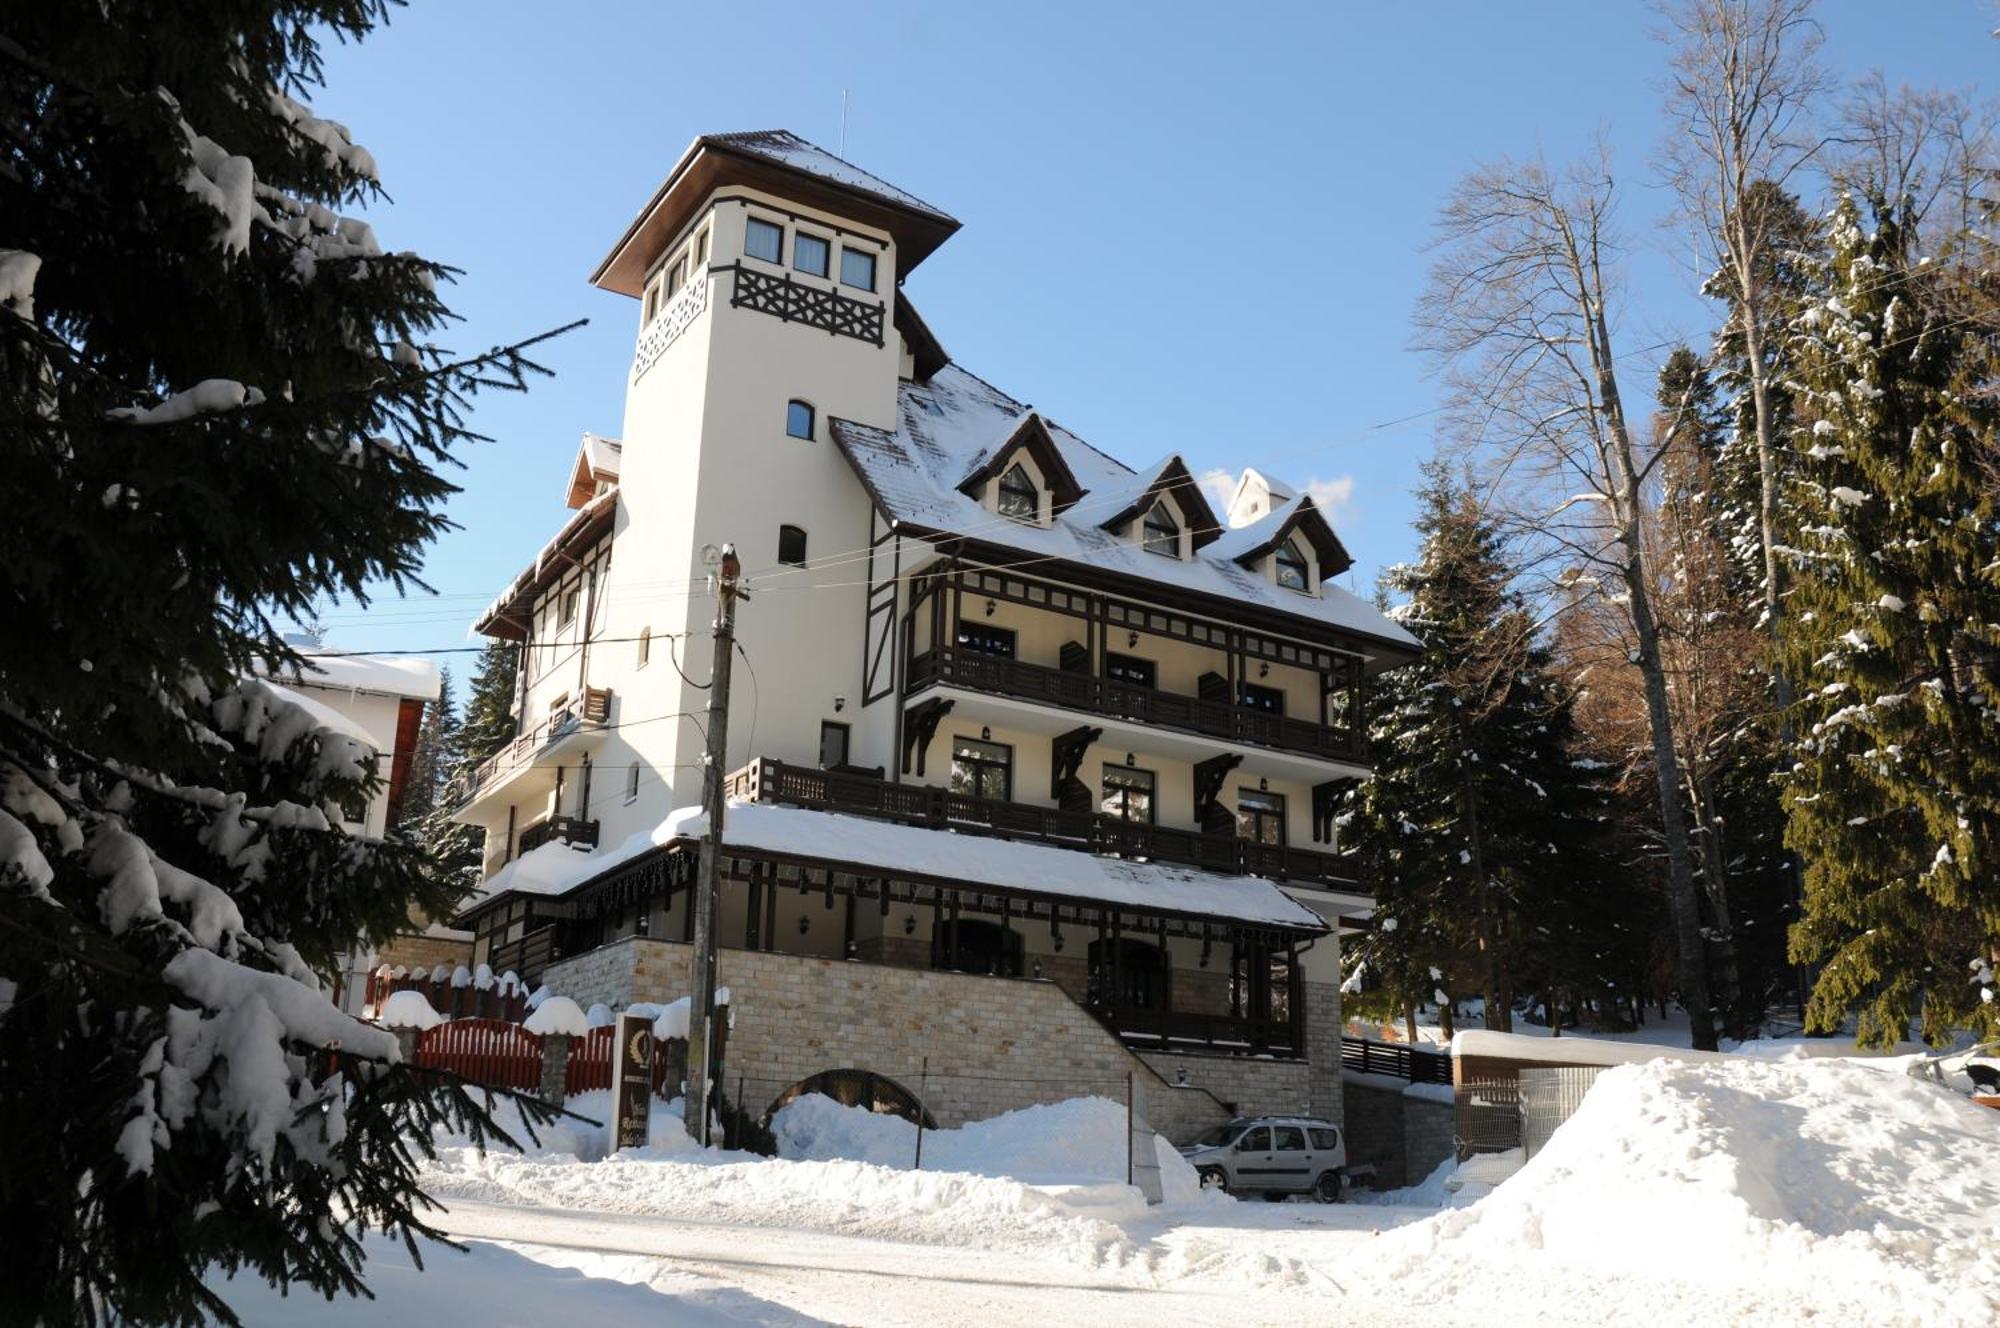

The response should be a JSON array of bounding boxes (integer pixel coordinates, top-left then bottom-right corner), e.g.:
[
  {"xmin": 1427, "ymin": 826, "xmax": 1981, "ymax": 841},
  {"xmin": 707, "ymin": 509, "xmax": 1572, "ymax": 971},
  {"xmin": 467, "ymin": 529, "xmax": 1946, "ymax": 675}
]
[{"xmin": 208, "ymin": 1058, "xmax": 1999, "ymax": 1327}]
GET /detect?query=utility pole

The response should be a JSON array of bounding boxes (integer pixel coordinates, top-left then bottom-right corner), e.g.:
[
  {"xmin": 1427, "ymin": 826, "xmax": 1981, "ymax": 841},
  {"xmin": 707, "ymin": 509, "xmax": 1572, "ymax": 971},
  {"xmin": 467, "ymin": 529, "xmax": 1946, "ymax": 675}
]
[{"xmin": 686, "ymin": 543, "xmax": 744, "ymax": 1146}]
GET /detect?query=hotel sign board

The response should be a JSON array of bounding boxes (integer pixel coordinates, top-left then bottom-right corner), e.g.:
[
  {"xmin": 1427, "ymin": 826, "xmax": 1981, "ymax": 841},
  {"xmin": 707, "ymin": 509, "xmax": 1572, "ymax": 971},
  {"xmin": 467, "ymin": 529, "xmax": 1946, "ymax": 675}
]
[{"xmin": 610, "ymin": 1012, "xmax": 653, "ymax": 1151}]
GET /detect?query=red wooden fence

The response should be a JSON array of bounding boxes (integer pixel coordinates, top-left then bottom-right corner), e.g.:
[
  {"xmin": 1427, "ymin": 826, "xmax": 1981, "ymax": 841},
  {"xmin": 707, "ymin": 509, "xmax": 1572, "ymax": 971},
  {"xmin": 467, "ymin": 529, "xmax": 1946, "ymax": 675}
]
[
  {"xmin": 564, "ymin": 1026, "xmax": 687, "ymax": 1098},
  {"xmin": 414, "ymin": 1018, "xmax": 545, "ymax": 1092}
]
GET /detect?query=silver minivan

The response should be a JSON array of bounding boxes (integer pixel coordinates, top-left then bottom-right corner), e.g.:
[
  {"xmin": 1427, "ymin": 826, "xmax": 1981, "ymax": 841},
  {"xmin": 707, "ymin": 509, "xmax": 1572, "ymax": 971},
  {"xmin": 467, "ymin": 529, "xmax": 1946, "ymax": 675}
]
[{"xmin": 1179, "ymin": 1116, "xmax": 1350, "ymax": 1202}]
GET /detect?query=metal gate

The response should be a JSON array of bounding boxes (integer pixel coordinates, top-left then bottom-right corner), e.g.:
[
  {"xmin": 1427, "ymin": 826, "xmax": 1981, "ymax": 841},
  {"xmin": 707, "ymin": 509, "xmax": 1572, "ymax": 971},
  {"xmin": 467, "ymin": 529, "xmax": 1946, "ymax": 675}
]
[{"xmin": 1519, "ymin": 1066, "xmax": 1602, "ymax": 1159}]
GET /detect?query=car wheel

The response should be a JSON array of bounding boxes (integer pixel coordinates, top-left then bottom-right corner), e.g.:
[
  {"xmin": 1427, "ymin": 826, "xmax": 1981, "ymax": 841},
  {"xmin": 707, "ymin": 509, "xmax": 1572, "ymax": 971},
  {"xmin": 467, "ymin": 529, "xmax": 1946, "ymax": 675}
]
[
  {"xmin": 1313, "ymin": 1171, "xmax": 1344, "ymax": 1204},
  {"xmin": 1197, "ymin": 1167, "xmax": 1230, "ymax": 1195}
]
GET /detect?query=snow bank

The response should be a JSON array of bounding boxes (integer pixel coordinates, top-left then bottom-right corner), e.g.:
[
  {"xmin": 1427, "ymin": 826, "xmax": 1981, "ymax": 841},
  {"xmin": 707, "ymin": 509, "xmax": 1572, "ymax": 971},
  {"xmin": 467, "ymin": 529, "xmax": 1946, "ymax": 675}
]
[
  {"xmin": 1373, "ymin": 1056, "xmax": 2000, "ymax": 1326},
  {"xmin": 770, "ymin": 1093, "xmax": 1206, "ymax": 1202}
]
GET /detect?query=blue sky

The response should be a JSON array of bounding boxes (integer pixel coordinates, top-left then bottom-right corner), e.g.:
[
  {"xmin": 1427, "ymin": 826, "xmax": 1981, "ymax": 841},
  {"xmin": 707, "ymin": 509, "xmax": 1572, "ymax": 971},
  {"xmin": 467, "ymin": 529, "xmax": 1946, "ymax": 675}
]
[{"xmin": 308, "ymin": 1, "xmax": 1992, "ymax": 663}]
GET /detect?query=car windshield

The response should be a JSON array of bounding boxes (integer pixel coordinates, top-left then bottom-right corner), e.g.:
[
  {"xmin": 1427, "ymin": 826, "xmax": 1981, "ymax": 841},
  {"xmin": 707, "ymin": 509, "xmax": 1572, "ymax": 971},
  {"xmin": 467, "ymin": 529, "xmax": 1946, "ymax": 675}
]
[{"xmin": 1190, "ymin": 1123, "xmax": 1247, "ymax": 1148}]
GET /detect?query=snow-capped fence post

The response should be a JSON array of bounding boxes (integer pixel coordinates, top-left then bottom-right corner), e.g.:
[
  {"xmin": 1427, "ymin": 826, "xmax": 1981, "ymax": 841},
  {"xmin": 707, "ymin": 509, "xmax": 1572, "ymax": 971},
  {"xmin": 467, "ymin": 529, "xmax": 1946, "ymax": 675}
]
[{"xmin": 539, "ymin": 1035, "xmax": 571, "ymax": 1108}]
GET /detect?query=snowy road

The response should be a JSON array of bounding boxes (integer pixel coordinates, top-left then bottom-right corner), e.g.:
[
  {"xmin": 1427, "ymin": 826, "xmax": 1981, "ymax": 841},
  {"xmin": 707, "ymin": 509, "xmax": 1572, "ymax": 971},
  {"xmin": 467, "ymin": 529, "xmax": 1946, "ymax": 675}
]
[{"xmin": 438, "ymin": 1196, "xmax": 1412, "ymax": 1327}]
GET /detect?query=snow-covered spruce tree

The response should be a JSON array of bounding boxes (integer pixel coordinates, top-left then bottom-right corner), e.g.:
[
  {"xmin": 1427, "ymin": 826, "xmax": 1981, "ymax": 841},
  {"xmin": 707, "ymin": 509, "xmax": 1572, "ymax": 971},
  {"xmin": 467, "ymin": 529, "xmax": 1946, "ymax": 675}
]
[
  {"xmin": 1342, "ymin": 463, "xmax": 1624, "ymax": 1034},
  {"xmin": 0, "ymin": 5, "xmax": 565, "ymax": 1323},
  {"xmin": 1780, "ymin": 194, "xmax": 2000, "ymax": 1047}
]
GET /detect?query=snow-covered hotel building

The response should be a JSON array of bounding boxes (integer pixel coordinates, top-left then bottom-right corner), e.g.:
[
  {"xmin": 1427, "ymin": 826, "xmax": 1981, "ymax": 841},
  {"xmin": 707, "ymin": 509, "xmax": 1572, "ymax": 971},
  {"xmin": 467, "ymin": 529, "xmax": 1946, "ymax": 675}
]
[{"xmin": 451, "ymin": 131, "xmax": 1420, "ymax": 1133}]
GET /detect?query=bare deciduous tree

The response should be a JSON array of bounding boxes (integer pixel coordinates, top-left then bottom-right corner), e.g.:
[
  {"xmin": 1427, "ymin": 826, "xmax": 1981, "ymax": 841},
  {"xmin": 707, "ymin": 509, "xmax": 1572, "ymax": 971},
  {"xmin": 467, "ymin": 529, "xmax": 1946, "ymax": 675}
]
[
  {"xmin": 1658, "ymin": 0, "xmax": 1828, "ymax": 712},
  {"xmin": 1416, "ymin": 151, "xmax": 1720, "ymax": 1050}
]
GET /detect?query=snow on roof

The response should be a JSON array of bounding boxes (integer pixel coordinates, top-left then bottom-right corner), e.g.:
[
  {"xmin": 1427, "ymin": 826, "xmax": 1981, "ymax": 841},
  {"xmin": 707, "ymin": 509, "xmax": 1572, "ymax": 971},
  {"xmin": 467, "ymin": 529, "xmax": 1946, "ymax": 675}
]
[
  {"xmin": 260, "ymin": 679, "xmax": 382, "ymax": 749},
  {"xmin": 1450, "ymin": 1029, "xmax": 1741, "ymax": 1066},
  {"xmin": 472, "ymin": 800, "xmax": 1329, "ymax": 932},
  {"xmin": 706, "ymin": 130, "xmax": 955, "ymax": 223},
  {"xmin": 830, "ymin": 366, "xmax": 1420, "ymax": 658},
  {"xmin": 280, "ymin": 651, "xmax": 441, "ymax": 702}
]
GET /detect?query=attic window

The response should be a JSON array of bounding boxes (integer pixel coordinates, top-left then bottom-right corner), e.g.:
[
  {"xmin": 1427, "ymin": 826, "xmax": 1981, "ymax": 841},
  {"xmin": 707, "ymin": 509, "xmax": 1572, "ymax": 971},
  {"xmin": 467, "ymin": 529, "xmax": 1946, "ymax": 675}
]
[
  {"xmin": 778, "ymin": 524, "xmax": 808, "ymax": 567},
  {"xmin": 1275, "ymin": 541, "xmax": 1310, "ymax": 592},
  {"xmin": 1142, "ymin": 504, "xmax": 1180, "ymax": 558},
  {"xmin": 997, "ymin": 464, "xmax": 1039, "ymax": 523}
]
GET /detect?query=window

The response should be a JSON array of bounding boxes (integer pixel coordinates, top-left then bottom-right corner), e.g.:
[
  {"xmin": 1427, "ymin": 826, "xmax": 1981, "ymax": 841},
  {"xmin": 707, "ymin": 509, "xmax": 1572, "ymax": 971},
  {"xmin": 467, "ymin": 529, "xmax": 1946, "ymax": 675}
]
[
  {"xmin": 1275, "ymin": 541, "xmax": 1310, "ymax": 592},
  {"xmin": 793, "ymin": 231, "xmax": 830, "ymax": 277},
  {"xmin": 745, "ymin": 216, "xmax": 783, "ymax": 263},
  {"xmin": 1237, "ymin": 1127, "xmax": 1272, "ymax": 1153},
  {"xmin": 1103, "ymin": 652, "xmax": 1156, "ymax": 690},
  {"xmin": 1309, "ymin": 1127, "xmax": 1340, "ymax": 1151},
  {"xmin": 777, "ymin": 524, "xmax": 808, "ymax": 567},
  {"xmin": 786, "ymin": 399, "xmax": 815, "ymax": 440},
  {"xmin": 1271, "ymin": 1125, "xmax": 1307, "ymax": 1152},
  {"xmin": 997, "ymin": 463, "xmax": 1039, "ymax": 522},
  {"xmin": 818, "ymin": 721, "xmax": 850, "ymax": 769},
  {"xmin": 1102, "ymin": 765, "xmax": 1156, "ymax": 823},
  {"xmin": 950, "ymin": 736, "xmax": 1011, "ymax": 801},
  {"xmin": 1088, "ymin": 936, "xmax": 1167, "ymax": 1009},
  {"xmin": 1142, "ymin": 503, "xmax": 1180, "ymax": 557},
  {"xmin": 644, "ymin": 282, "xmax": 660, "ymax": 322},
  {"xmin": 1239, "ymin": 682, "xmax": 1285, "ymax": 715},
  {"xmin": 955, "ymin": 623, "xmax": 1015, "ymax": 658},
  {"xmin": 637, "ymin": 628, "xmax": 652, "ymax": 668},
  {"xmin": 693, "ymin": 227, "xmax": 709, "ymax": 265},
  {"xmin": 624, "ymin": 762, "xmax": 641, "ymax": 803},
  {"xmin": 558, "ymin": 587, "xmax": 579, "ymax": 628},
  {"xmin": 664, "ymin": 256, "xmax": 685, "ymax": 298},
  {"xmin": 840, "ymin": 245, "xmax": 877, "ymax": 291},
  {"xmin": 1237, "ymin": 789, "xmax": 1287, "ymax": 846}
]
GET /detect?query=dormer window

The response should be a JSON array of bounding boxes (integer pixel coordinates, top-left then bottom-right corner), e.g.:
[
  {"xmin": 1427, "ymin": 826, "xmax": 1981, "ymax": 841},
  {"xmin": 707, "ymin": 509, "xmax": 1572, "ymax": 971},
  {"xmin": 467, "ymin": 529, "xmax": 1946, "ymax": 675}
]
[
  {"xmin": 1275, "ymin": 541, "xmax": 1311, "ymax": 592},
  {"xmin": 997, "ymin": 464, "xmax": 1039, "ymax": 523},
  {"xmin": 1142, "ymin": 504, "xmax": 1180, "ymax": 558}
]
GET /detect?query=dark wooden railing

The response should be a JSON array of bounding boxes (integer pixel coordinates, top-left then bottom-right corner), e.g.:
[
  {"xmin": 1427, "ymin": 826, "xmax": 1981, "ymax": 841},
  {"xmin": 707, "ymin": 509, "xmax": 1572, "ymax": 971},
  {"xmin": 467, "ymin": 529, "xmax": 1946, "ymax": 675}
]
[
  {"xmin": 1106, "ymin": 1005, "xmax": 1301, "ymax": 1058},
  {"xmin": 1341, "ymin": 1035, "xmax": 1452, "ymax": 1085},
  {"xmin": 469, "ymin": 686, "xmax": 612, "ymax": 795},
  {"xmin": 906, "ymin": 649, "xmax": 1362, "ymax": 764},
  {"xmin": 728, "ymin": 758, "xmax": 1360, "ymax": 891},
  {"xmin": 519, "ymin": 815, "xmax": 600, "ymax": 856},
  {"xmin": 486, "ymin": 923, "xmax": 563, "ymax": 991}
]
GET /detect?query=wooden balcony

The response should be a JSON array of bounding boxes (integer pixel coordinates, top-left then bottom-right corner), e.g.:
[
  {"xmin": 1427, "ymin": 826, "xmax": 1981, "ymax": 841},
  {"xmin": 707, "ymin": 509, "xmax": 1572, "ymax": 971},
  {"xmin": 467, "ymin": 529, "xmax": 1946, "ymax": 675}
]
[
  {"xmin": 728, "ymin": 757, "xmax": 1362, "ymax": 893},
  {"xmin": 519, "ymin": 815, "xmax": 600, "ymax": 856},
  {"xmin": 906, "ymin": 648, "xmax": 1363, "ymax": 765},
  {"xmin": 466, "ymin": 686, "xmax": 613, "ymax": 798}
]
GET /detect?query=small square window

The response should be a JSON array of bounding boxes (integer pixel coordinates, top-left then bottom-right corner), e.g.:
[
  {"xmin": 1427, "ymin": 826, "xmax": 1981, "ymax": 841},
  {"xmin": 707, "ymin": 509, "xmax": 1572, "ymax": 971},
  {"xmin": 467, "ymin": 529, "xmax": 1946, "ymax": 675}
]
[
  {"xmin": 840, "ymin": 246, "xmax": 877, "ymax": 291},
  {"xmin": 745, "ymin": 217, "xmax": 783, "ymax": 263},
  {"xmin": 1102, "ymin": 765, "xmax": 1156, "ymax": 824},
  {"xmin": 777, "ymin": 524, "xmax": 808, "ymax": 567},
  {"xmin": 558, "ymin": 587, "xmax": 579, "ymax": 627},
  {"xmin": 794, "ymin": 232, "xmax": 830, "ymax": 278}
]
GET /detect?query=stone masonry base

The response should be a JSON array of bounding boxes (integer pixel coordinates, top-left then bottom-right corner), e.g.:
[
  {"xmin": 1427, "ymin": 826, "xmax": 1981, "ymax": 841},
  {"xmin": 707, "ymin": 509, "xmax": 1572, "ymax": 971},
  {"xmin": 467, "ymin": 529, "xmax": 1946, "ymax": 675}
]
[{"xmin": 541, "ymin": 937, "xmax": 1345, "ymax": 1143}]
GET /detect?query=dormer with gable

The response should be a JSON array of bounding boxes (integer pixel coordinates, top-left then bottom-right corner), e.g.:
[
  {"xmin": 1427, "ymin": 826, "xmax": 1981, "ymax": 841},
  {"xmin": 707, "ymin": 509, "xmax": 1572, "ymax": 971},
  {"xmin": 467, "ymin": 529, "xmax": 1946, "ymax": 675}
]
[{"xmin": 957, "ymin": 414, "xmax": 1083, "ymax": 528}]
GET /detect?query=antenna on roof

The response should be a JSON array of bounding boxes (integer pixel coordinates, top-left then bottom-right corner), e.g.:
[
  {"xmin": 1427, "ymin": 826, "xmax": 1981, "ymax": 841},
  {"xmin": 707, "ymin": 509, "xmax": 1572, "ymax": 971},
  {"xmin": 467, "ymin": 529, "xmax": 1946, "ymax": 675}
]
[{"xmin": 840, "ymin": 89, "xmax": 850, "ymax": 157}]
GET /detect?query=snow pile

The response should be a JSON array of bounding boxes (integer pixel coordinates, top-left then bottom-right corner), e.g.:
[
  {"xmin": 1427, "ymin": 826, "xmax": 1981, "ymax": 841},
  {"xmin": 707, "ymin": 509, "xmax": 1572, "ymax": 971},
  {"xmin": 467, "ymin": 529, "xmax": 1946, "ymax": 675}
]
[
  {"xmin": 377, "ymin": 989, "xmax": 443, "ymax": 1031},
  {"xmin": 523, "ymin": 995, "xmax": 588, "ymax": 1037},
  {"xmin": 771, "ymin": 1093, "xmax": 1202, "ymax": 1200},
  {"xmin": 1373, "ymin": 1056, "xmax": 2000, "ymax": 1326}
]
